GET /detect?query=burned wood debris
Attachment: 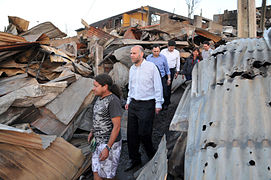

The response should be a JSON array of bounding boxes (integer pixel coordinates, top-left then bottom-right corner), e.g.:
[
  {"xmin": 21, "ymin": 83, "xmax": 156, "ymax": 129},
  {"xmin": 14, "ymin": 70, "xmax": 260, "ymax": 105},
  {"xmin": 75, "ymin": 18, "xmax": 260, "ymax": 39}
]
[{"xmin": 0, "ymin": 6, "xmax": 238, "ymax": 179}]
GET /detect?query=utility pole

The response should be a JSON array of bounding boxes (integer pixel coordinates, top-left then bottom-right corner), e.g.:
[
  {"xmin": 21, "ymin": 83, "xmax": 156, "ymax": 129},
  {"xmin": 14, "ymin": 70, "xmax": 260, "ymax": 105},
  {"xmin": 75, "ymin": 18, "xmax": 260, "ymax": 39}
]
[
  {"xmin": 237, "ymin": 0, "xmax": 256, "ymax": 38},
  {"xmin": 260, "ymin": 0, "xmax": 267, "ymax": 33}
]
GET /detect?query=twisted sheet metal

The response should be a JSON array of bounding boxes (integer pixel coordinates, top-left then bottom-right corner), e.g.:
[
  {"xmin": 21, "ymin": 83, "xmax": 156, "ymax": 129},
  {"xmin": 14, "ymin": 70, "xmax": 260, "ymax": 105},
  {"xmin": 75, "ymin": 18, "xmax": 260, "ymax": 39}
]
[{"xmin": 185, "ymin": 30, "xmax": 271, "ymax": 180}]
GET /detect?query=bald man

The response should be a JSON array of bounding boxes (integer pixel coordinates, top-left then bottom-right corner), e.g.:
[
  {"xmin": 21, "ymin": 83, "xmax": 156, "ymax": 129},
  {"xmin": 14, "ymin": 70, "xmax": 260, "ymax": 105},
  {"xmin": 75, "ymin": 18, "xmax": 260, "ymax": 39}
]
[{"xmin": 125, "ymin": 45, "xmax": 163, "ymax": 171}]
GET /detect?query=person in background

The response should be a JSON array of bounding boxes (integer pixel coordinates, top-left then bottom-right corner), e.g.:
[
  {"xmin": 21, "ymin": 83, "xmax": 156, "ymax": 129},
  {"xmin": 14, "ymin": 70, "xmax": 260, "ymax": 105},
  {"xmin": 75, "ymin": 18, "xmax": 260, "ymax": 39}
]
[
  {"xmin": 146, "ymin": 45, "xmax": 171, "ymax": 110},
  {"xmin": 88, "ymin": 73, "xmax": 123, "ymax": 180},
  {"xmin": 202, "ymin": 41, "xmax": 213, "ymax": 60},
  {"xmin": 125, "ymin": 45, "xmax": 163, "ymax": 171},
  {"xmin": 160, "ymin": 40, "xmax": 180, "ymax": 109},
  {"xmin": 181, "ymin": 47, "xmax": 202, "ymax": 81}
]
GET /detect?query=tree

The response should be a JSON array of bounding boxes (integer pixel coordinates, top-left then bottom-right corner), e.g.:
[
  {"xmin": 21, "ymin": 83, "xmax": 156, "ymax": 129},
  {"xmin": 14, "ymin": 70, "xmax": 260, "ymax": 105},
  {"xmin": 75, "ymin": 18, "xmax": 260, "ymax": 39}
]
[{"xmin": 185, "ymin": 0, "xmax": 201, "ymax": 18}]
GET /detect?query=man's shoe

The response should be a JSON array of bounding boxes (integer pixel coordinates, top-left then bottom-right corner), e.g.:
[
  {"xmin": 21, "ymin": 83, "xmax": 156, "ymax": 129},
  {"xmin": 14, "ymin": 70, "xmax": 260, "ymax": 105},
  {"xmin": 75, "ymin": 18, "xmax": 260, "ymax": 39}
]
[{"xmin": 124, "ymin": 160, "xmax": 141, "ymax": 172}]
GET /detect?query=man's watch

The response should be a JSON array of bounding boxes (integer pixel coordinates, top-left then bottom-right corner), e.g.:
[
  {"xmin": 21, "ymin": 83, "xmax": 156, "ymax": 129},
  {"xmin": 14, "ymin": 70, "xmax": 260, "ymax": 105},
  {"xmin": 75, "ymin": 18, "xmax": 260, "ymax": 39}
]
[{"xmin": 105, "ymin": 144, "xmax": 111, "ymax": 151}]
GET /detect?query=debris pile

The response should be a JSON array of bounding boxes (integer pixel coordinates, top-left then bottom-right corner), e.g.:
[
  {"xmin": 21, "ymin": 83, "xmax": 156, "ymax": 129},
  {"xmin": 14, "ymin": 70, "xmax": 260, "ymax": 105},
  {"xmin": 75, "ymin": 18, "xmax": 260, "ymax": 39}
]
[{"xmin": 0, "ymin": 7, "xmax": 237, "ymax": 179}]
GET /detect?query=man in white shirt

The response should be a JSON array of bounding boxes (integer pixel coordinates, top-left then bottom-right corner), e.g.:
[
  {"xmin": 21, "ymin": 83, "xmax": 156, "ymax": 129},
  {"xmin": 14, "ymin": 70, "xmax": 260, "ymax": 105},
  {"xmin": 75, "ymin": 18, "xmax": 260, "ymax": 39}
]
[
  {"xmin": 160, "ymin": 40, "xmax": 180, "ymax": 109},
  {"xmin": 125, "ymin": 45, "xmax": 163, "ymax": 171},
  {"xmin": 202, "ymin": 41, "xmax": 213, "ymax": 60}
]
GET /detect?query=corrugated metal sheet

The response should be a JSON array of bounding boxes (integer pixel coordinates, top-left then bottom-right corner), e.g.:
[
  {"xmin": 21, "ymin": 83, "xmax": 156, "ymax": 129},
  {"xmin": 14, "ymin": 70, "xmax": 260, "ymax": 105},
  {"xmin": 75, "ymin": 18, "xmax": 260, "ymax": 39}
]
[
  {"xmin": 136, "ymin": 135, "xmax": 167, "ymax": 180},
  {"xmin": 0, "ymin": 124, "xmax": 56, "ymax": 149},
  {"xmin": 185, "ymin": 31, "xmax": 271, "ymax": 180},
  {"xmin": 0, "ymin": 124, "xmax": 84, "ymax": 180},
  {"xmin": 169, "ymin": 82, "xmax": 191, "ymax": 132},
  {"xmin": 0, "ymin": 32, "xmax": 27, "ymax": 45},
  {"xmin": 87, "ymin": 26, "xmax": 116, "ymax": 40},
  {"xmin": 20, "ymin": 21, "xmax": 67, "ymax": 40}
]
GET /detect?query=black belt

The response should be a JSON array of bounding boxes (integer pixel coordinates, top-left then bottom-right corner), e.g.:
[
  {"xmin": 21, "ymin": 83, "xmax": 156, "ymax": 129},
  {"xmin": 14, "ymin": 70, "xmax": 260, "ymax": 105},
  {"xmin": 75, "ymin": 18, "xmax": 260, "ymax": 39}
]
[{"xmin": 131, "ymin": 98, "xmax": 155, "ymax": 103}]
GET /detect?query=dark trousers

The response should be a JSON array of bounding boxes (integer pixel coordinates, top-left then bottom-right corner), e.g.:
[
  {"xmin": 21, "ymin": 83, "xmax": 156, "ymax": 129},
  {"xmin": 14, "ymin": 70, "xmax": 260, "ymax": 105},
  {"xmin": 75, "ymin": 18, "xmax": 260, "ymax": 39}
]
[
  {"xmin": 162, "ymin": 76, "xmax": 169, "ymax": 107},
  {"xmin": 164, "ymin": 68, "xmax": 176, "ymax": 106},
  {"xmin": 127, "ymin": 99, "xmax": 156, "ymax": 162}
]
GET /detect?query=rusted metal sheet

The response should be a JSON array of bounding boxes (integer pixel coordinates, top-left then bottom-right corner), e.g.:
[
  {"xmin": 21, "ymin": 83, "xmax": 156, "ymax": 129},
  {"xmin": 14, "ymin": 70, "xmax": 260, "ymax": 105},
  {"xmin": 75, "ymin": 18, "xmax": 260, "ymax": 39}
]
[
  {"xmin": 185, "ymin": 30, "xmax": 271, "ymax": 180},
  {"xmin": 0, "ymin": 125, "xmax": 84, "ymax": 180},
  {"xmin": 31, "ymin": 107, "xmax": 67, "ymax": 136},
  {"xmin": 123, "ymin": 27, "xmax": 142, "ymax": 40},
  {"xmin": 0, "ymin": 68, "xmax": 26, "ymax": 77},
  {"xmin": 8, "ymin": 16, "xmax": 29, "ymax": 32},
  {"xmin": 0, "ymin": 32, "xmax": 26, "ymax": 45},
  {"xmin": 20, "ymin": 21, "xmax": 67, "ymax": 40},
  {"xmin": 0, "ymin": 124, "xmax": 56, "ymax": 149},
  {"xmin": 86, "ymin": 26, "xmax": 116, "ymax": 40},
  {"xmin": 0, "ymin": 59, "xmax": 27, "ymax": 69},
  {"xmin": 45, "ymin": 77, "xmax": 94, "ymax": 125},
  {"xmin": 195, "ymin": 27, "xmax": 222, "ymax": 43}
]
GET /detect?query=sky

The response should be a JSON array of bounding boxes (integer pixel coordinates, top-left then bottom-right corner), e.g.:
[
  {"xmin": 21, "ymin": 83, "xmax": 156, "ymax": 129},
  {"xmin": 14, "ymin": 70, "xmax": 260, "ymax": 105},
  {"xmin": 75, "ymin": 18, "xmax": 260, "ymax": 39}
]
[{"xmin": 0, "ymin": 0, "xmax": 270, "ymax": 37}]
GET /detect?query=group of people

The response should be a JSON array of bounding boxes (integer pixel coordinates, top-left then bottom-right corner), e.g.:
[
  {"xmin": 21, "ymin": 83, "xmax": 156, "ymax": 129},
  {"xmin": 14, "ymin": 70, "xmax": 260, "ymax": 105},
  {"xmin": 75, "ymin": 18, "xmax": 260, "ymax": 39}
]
[{"xmin": 87, "ymin": 40, "xmax": 213, "ymax": 180}]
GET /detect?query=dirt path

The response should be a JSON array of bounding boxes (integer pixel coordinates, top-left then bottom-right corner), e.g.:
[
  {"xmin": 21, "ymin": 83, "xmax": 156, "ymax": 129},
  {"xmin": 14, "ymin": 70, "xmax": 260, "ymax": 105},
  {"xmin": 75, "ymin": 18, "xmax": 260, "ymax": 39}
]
[{"xmin": 116, "ymin": 87, "xmax": 184, "ymax": 180}]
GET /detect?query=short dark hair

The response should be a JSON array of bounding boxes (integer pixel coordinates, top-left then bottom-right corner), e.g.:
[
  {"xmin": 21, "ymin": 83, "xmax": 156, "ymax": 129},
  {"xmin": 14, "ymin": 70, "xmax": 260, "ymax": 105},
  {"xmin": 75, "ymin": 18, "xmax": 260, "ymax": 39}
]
[
  {"xmin": 95, "ymin": 73, "xmax": 122, "ymax": 99},
  {"xmin": 152, "ymin": 44, "xmax": 160, "ymax": 49},
  {"xmin": 168, "ymin": 40, "xmax": 176, "ymax": 46},
  {"xmin": 203, "ymin": 41, "xmax": 210, "ymax": 46}
]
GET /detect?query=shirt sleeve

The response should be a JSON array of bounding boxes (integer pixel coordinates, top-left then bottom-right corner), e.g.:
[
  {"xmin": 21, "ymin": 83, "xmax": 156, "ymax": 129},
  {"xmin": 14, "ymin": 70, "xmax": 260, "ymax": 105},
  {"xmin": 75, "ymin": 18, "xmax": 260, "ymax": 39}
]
[
  {"xmin": 176, "ymin": 50, "xmax": 180, "ymax": 72},
  {"xmin": 109, "ymin": 96, "xmax": 123, "ymax": 118},
  {"xmin": 146, "ymin": 54, "xmax": 150, "ymax": 61},
  {"xmin": 153, "ymin": 65, "xmax": 164, "ymax": 108},
  {"xmin": 163, "ymin": 55, "xmax": 171, "ymax": 75},
  {"xmin": 126, "ymin": 68, "xmax": 132, "ymax": 105}
]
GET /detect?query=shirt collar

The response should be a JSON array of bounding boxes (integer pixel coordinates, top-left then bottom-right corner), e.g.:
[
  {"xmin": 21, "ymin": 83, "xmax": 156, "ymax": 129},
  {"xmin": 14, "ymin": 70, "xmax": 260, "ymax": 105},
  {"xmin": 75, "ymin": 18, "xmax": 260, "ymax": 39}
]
[
  {"xmin": 150, "ymin": 54, "xmax": 161, "ymax": 58},
  {"xmin": 132, "ymin": 59, "xmax": 146, "ymax": 69}
]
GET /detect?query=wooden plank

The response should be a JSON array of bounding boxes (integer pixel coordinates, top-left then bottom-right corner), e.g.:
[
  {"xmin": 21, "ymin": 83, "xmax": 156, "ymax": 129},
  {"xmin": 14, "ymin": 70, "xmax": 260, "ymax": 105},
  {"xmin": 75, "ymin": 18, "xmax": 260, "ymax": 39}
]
[
  {"xmin": 237, "ymin": 0, "xmax": 256, "ymax": 38},
  {"xmin": 95, "ymin": 45, "xmax": 104, "ymax": 75},
  {"xmin": 260, "ymin": 0, "xmax": 267, "ymax": 32},
  {"xmin": 113, "ymin": 39, "xmax": 189, "ymax": 46},
  {"xmin": 195, "ymin": 28, "xmax": 222, "ymax": 43},
  {"xmin": 45, "ymin": 77, "xmax": 94, "ymax": 125},
  {"xmin": 81, "ymin": 19, "xmax": 90, "ymax": 29}
]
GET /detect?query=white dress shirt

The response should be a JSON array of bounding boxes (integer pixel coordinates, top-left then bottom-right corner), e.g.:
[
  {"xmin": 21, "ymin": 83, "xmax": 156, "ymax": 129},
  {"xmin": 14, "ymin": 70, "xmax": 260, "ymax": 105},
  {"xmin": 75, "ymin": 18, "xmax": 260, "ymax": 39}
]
[
  {"xmin": 127, "ymin": 60, "xmax": 164, "ymax": 108},
  {"xmin": 160, "ymin": 48, "xmax": 180, "ymax": 71},
  {"xmin": 202, "ymin": 49, "xmax": 213, "ymax": 60}
]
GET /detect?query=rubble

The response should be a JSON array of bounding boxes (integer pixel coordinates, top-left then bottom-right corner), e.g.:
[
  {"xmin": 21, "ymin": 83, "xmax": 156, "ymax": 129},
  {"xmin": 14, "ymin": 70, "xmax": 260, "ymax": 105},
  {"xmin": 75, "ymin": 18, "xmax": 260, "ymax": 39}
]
[{"xmin": 0, "ymin": 5, "xmax": 240, "ymax": 179}]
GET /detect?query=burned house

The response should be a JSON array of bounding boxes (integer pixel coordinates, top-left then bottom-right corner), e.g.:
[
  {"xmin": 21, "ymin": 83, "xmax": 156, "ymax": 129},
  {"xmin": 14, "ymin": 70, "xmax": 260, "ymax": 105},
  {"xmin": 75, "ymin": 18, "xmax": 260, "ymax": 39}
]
[{"xmin": 213, "ymin": 5, "xmax": 271, "ymax": 30}]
